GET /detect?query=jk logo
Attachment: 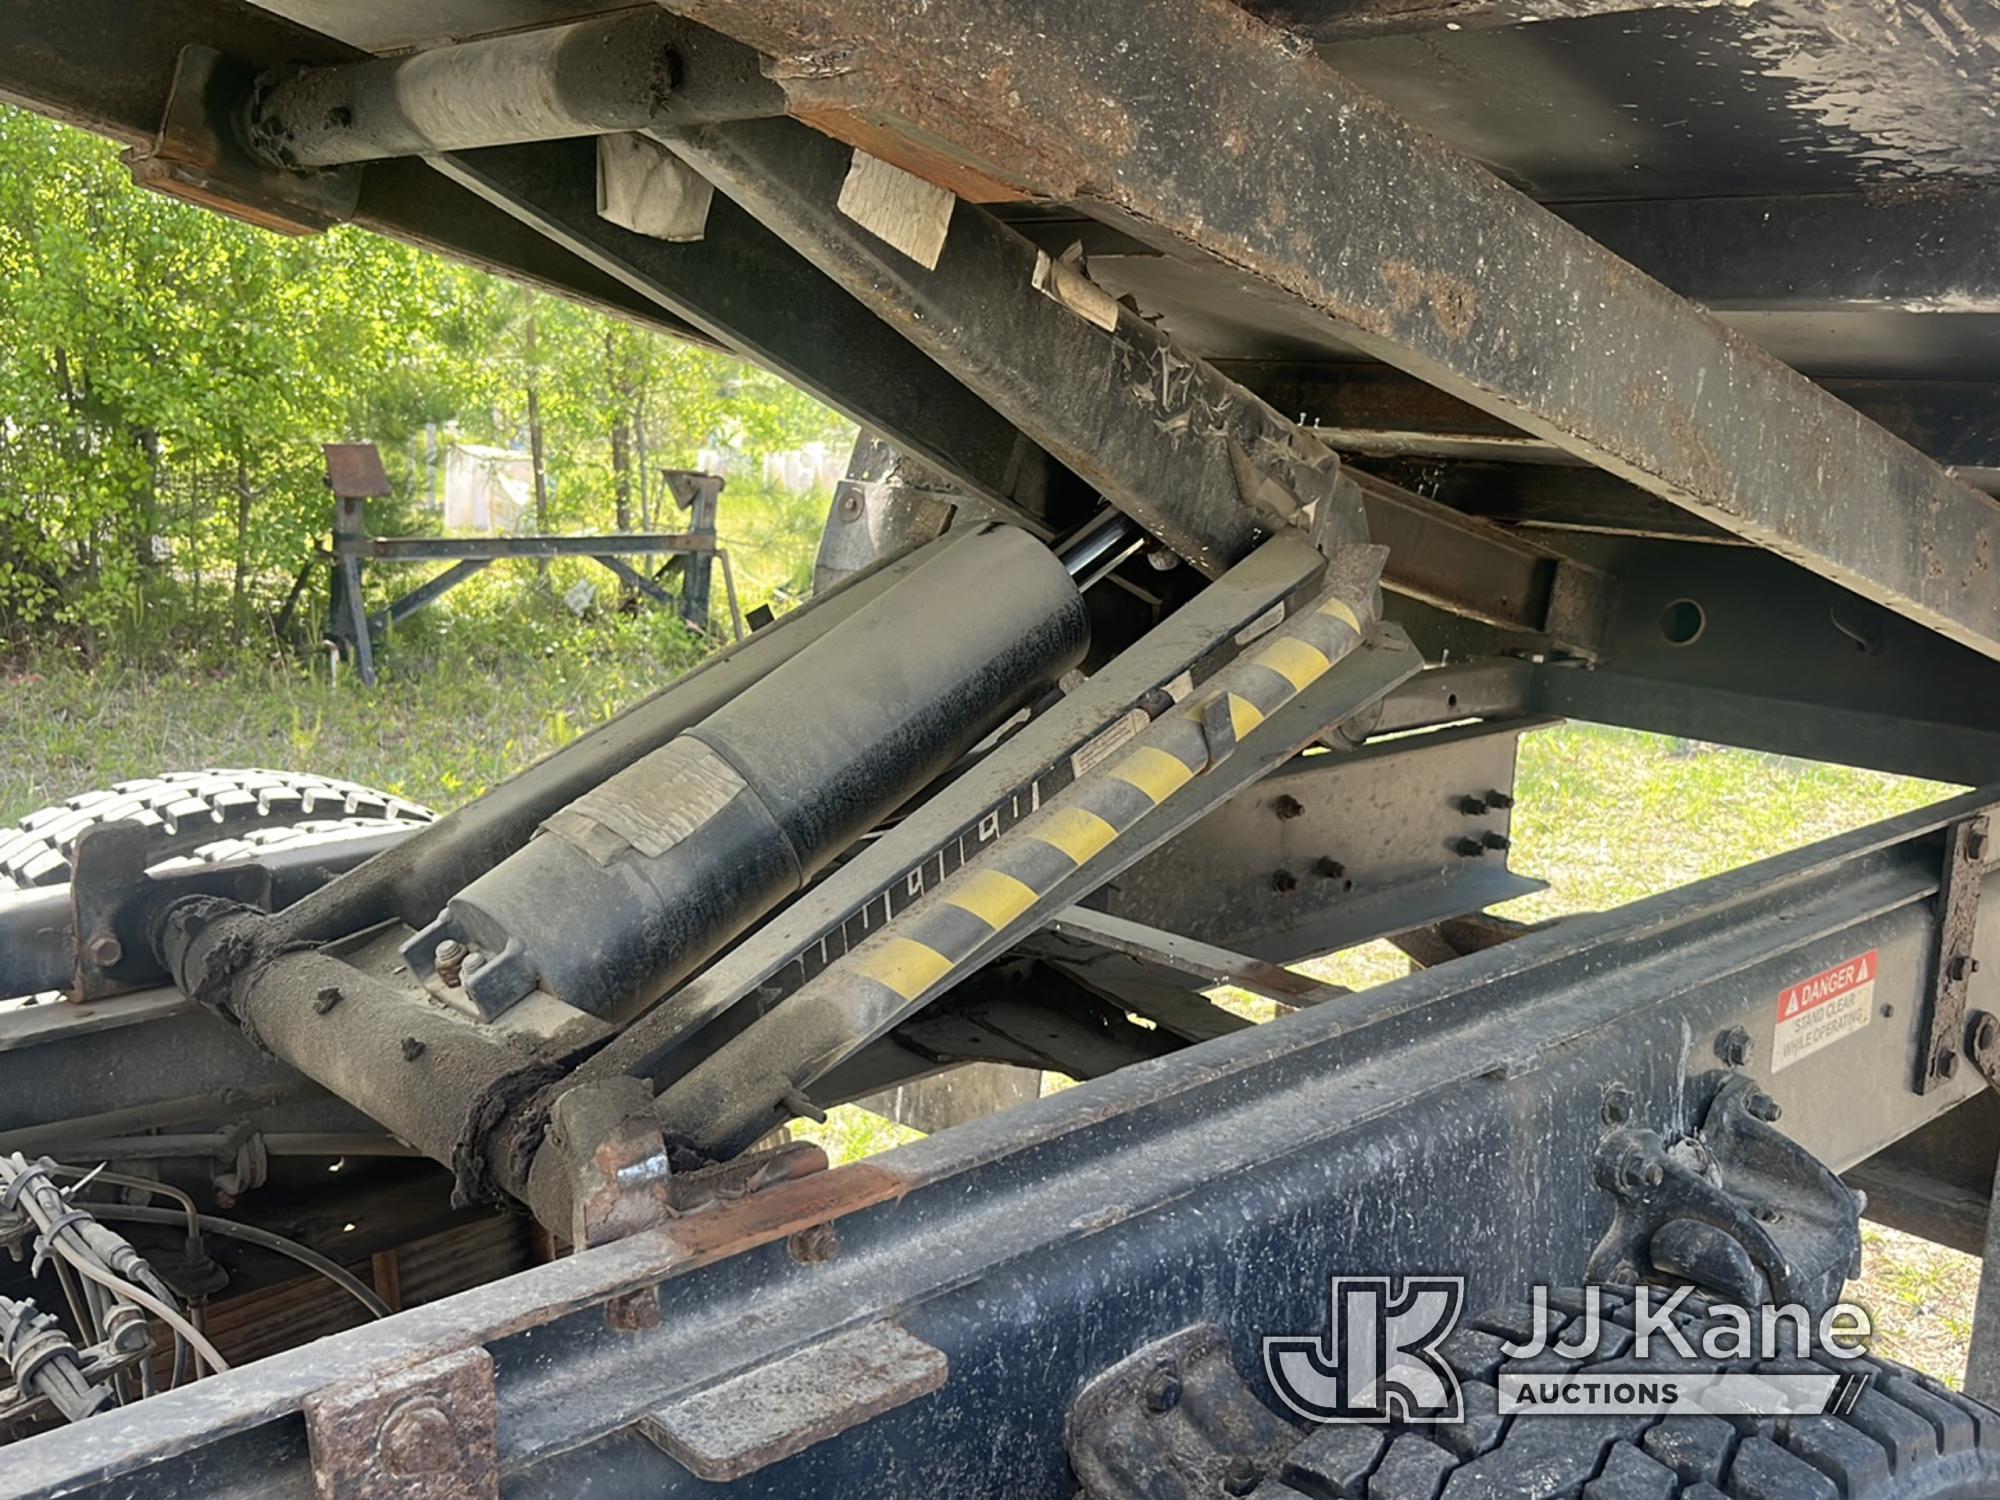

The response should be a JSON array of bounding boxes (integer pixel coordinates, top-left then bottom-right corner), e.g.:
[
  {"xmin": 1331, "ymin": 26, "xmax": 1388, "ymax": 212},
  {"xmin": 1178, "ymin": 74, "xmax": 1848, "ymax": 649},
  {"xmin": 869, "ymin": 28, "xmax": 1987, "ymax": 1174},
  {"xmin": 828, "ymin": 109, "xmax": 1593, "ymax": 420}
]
[{"xmin": 1264, "ymin": 1277, "xmax": 1465, "ymax": 1424}]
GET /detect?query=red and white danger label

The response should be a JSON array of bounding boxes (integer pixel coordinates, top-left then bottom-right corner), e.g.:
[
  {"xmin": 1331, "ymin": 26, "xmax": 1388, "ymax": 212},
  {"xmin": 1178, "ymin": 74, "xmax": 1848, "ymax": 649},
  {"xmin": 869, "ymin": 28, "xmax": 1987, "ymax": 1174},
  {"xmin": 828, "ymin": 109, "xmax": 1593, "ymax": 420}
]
[{"xmin": 1772, "ymin": 950, "xmax": 1877, "ymax": 1071}]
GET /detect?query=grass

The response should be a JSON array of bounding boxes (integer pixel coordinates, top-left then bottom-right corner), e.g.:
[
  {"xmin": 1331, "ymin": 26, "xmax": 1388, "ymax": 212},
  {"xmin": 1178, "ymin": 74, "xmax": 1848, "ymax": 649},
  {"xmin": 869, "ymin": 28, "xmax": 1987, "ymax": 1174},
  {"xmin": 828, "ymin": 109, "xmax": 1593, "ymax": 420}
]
[
  {"xmin": 0, "ymin": 634, "xmax": 1981, "ymax": 1383},
  {"xmin": 0, "ymin": 581, "xmax": 710, "ymax": 821}
]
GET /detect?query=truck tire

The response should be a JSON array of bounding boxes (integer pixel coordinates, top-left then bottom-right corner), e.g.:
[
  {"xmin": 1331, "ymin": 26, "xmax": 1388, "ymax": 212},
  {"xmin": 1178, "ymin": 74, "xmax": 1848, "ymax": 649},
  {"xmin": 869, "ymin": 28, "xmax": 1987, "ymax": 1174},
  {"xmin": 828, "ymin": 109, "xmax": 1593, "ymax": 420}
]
[
  {"xmin": 1273, "ymin": 1289, "xmax": 2000, "ymax": 1499},
  {"xmin": 0, "ymin": 769, "xmax": 433, "ymax": 890}
]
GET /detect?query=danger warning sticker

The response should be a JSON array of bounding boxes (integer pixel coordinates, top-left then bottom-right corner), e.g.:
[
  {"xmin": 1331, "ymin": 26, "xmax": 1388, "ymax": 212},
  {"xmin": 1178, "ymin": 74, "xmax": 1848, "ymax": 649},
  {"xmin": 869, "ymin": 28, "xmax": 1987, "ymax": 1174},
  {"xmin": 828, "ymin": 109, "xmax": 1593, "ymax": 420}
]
[{"xmin": 1772, "ymin": 949, "xmax": 1877, "ymax": 1071}]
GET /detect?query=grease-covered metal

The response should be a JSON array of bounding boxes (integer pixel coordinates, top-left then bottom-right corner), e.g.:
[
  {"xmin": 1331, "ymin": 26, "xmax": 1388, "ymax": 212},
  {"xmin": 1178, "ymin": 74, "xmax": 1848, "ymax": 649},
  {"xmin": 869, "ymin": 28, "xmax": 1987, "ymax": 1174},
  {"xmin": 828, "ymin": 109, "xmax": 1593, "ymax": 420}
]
[{"xmin": 671, "ymin": 0, "xmax": 2000, "ymax": 661}]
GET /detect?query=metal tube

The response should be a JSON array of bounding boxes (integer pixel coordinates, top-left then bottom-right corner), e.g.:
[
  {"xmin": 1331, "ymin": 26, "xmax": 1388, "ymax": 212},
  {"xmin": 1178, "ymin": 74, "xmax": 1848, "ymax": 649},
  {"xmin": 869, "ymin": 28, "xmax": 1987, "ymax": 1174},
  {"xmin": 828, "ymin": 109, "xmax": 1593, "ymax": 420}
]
[
  {"xmin": 1055, "ymin": 513, "xmax": 1140, "ymax": 580},
  {"xmin": 404, "ymin": 525, "xmax": 1090, "ymax": 1023},
  {"xmin": 245, "ymin": 11, "xmax": 681, "ymax": 169},
  {"xmin": 266, "ymin": 534, "xmax": 960, "ymax": 946},
  {"xmin": 157, "ymin": 909, "xmax": 546, "ymax": 1207},
  {"xmin": 0, "ymin": 1083, "xmax": 315, "ymax": 1159}
]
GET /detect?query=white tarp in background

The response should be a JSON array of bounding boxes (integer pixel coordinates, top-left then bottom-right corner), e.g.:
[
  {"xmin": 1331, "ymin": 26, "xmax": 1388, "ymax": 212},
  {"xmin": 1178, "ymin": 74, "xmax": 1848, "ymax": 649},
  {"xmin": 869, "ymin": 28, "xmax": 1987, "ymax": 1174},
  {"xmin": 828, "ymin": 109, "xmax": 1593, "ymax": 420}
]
[
  {"xmin": 760, "ymin": 441, "xmax": 844, "ymax": 495},
  {"xmin": 443, "ymin": 444, "xmax": 533, "ymax": 534}
]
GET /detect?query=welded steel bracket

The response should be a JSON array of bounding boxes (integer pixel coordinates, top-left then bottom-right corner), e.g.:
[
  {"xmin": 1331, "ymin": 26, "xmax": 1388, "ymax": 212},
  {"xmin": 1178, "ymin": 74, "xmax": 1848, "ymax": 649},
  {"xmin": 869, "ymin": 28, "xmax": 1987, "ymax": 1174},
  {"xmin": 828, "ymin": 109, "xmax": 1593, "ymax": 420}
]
[
  {"xmin": 1067, "ymin": 1323, "xmax": 1297, "ymax": 1500},
  {"xmin": 302, "ymin": 1345, "xmax": 499, "ymax": 1500},
  {"xmin": 1587, "ymin": 1074, "xmax": 1862, "ymax": 1313},
  {"xmin": 126, "ymin": 46, "xmax": 360, "ymax": 235},
  {"xmin": 67, "ymin": 821, "xmax": 271, "ymax": 1003},
  {"xmin": 1920, "ymin": 811, "xmax": 1991, "ymax": 1093}
]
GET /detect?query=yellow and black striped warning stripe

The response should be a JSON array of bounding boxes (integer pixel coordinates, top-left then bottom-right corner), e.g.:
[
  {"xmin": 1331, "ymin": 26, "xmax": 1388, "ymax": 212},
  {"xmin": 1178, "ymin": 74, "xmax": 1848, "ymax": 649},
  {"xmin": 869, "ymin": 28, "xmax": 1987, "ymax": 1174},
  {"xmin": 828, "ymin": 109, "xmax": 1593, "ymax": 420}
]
[{"xmin": 848, "ymin": 592, "xmax": 1367, "ymax": 1007}]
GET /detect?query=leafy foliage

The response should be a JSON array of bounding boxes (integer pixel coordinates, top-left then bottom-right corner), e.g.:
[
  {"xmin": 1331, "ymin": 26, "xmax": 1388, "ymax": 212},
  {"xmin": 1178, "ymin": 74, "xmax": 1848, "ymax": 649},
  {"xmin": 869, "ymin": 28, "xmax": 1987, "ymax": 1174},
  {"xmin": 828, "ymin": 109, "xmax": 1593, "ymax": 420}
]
[{"xmin": 0, "ymin": 106, "xmax": 853, "ymax": 655}]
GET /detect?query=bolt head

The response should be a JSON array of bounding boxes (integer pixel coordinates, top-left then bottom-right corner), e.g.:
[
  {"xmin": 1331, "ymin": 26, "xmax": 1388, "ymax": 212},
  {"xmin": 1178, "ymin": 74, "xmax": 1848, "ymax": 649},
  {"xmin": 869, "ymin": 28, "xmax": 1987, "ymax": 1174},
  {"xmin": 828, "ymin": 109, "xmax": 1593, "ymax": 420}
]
[
  {"xmin": 787, "ymin": 1222, "xmax": 841, "ymax": 1264},
  {"xmin": 1601, "ymin": 1085, "xmax": 1633, "ymax": 1125},
  {"xmin": 1715, "ymin": 1027, "xmax": 1753, "ymax": 1068},
  {"xmin": 378, "ymin": 1401, "xmax": 459, "ymax": 1477},
  {"xmin": 84, "ymin": 933, "xmax": 123, "ymax": 968},
  {"xmin": 1221, "ymin": 1457, "xmax": 1262, "ymax": 1495},
  {"xmin": 1640, "ymin": 1162, "xmax": 1664, "ymax": 1188},
  {"xmin": 1937, "ymin": 1047, "xmax": 1961, "ymax": 1080},
  {"xmin": 838, "ymin": 491, "xmax": 864, "ymax": 520},
  {"xmin": 1142, "ymin": 1363, "xmax": 1182, "ymax": 1413},
  {"xmin": 1745, "ymin": 1091, "xmax": 1782, "ymax": 1123},
  {"xmin": 1976, "ymin": 1014, "xmax": 2000, "ymax": 1055}
]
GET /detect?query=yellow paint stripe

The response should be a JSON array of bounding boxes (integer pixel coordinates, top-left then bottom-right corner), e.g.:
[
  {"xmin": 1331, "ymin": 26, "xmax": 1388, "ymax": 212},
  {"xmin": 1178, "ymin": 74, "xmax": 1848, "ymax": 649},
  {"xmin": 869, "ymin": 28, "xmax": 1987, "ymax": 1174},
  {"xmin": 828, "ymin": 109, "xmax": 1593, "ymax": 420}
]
[
  {"xmin": 947, "ymin": 869, "xmax": 1039, "ymax": 930},
  {"xmin": 1318, "ymin": 597, "xmax": 1362, "ymax": 633},
  {"xmin": 1031, "ymin": 806, "xmax": 1118, "ymax": 865},
  {"xmin": 1228, "ymin": 693, "xmax": 1264, "ymax": 740},
  {"xmin": 1254, "ymin": 635, "xmax": 1332, "ymax": 693},
  {"xmin": 853, "ymin": 935, "xmax": 954, "ymax": 1000},
  {"xmin": 1109, "ymin": 745, "xmax": 1195, "ymax": 805}
]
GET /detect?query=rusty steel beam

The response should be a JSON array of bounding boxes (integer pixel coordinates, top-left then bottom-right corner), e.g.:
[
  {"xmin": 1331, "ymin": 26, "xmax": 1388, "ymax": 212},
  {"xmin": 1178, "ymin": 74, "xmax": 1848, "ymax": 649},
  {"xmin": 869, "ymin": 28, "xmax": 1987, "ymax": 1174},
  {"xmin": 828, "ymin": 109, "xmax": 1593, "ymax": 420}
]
[
  {"xmin": 1237, "ymin": 0, "xmax": 1718, "ymax": 39},
  {"xmin": 658, "ymin": 117, "xmax": 1357, "ymax": 576},
  {"xmin": 666, "ymin": 0, "xmax": 2000, "ymax": 661}
]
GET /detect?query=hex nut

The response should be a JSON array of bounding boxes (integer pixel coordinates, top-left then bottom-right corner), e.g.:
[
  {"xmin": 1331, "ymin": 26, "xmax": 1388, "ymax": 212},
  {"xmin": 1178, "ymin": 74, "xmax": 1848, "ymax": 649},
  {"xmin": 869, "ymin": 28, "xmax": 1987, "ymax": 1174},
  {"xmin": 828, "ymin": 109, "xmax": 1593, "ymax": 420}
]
[{"xmin": 1714, "ymin": 1026, "xmax": 1753, "ymax": 1068}]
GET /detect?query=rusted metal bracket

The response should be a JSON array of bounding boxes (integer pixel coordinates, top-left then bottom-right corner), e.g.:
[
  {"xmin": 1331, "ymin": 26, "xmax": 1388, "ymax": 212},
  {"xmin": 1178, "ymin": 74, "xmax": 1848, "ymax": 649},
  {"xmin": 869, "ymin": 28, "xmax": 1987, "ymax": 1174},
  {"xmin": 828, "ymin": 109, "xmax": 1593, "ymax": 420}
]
[
  {"xmin": 125, "ymin": 46, "xmax": 360, "ymax": 236},
  {"xmin": 638, "ymin": 1320, "xmax": 946, "ymax": 1481},
  {"xmin": 1586, "ymin": 1073, "xmax": 1862, "ymax": 1312},
  {"xmin": 67, "ymin": 821, "xmax": 270, "ymax": 1003},
  {"xmin": 1067, "ymin": 1323, "xmax": 1297, "ymax": 1500},
  {"xmin": 302, "ymin": 1345, "xmax": 498, "ymax": 1500},
  {"xmin": 1919, "ymin": 812, "xmax": 1991, "ymax": 1093}
]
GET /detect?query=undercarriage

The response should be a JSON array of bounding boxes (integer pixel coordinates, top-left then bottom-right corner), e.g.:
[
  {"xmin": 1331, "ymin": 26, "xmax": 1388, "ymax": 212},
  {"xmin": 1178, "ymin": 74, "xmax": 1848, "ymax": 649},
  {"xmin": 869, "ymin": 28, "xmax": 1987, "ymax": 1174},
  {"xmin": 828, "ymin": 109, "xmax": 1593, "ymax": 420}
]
[{"xmin": 6, "ymin": 1, "xmax": 2000, "ymax": 1494}]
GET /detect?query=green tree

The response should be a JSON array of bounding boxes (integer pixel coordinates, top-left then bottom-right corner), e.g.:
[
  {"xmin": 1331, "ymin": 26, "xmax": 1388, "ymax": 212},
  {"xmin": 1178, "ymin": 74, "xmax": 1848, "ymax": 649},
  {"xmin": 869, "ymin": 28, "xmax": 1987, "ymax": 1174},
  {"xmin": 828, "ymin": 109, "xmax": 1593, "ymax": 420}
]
[{"xmin": 0, "ymin": 103, "xmax": 854, "ymax": 655}]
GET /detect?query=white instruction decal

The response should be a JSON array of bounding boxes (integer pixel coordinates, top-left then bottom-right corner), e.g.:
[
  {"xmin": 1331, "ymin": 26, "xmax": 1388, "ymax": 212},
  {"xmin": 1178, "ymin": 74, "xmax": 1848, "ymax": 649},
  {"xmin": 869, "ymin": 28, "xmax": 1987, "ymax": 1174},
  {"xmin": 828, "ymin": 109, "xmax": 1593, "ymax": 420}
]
[
  {"xmin": 1071, "ymin": 708, "xmax": 1149, "ymax": 779},
  {"xmin": 837, "ymin": 150, "xmax": 954, "ymax": 269},
  {"xmin": 1772, "ymin": 949, "xmax": 1876, "ymax": 1070}
]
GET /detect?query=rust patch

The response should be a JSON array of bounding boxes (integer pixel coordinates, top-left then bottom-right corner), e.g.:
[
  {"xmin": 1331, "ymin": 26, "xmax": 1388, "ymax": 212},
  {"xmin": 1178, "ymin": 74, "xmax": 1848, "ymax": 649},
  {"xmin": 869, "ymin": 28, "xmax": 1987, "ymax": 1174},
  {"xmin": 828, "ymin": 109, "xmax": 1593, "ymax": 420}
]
[
  {"xmin": 1428, "ymin": 273, "xmax": 1477, "ymax": 340},
  {"xmin": 303, "ymin": 1346, "xmax": 497, "ymax": 1500},
  {"xmin": 1381, "ymin": 259, "xmax": 1426, "ymax": 315},
  {"xmin": 792, "ymin": 104, "xmax": 1026, "ymax": 203},
  {"xmin": 1378, "ymin": 260, "xmax": 1479, "ymax": 340},
  {"xmin": 667, "ymin": 1162, "xmax": 912, "ymax": 1264}
]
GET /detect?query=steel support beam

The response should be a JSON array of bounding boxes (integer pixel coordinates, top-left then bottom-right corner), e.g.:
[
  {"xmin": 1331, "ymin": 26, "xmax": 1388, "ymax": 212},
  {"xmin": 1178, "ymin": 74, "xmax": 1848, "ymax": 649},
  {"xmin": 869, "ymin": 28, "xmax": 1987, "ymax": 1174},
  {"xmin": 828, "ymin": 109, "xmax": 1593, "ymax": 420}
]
[
  {"xmin": 1242, "ymin": 0, "xmax": 1716, "ymax": 39},
  {"xmin": 1215, "ymin": 363, "xmax": 2000, "ymax": 494},
  {"xmin": 669, "ymin": 0, "xmax": 2000, "ymax": 659},
  {"xmin": 1353, "ymin": 471, "xmax": 1610, "ymax": 651},
  {"xmin": 659, "ymin": 117, "xmax": 1361, "ymax": 576},
  {"xmin": 338, "ymin": 532, "xmax": 711, "ymax": 561},
  {"xmin": 367, "ymin": 558, "xmax": 490, "ymax": 633}
]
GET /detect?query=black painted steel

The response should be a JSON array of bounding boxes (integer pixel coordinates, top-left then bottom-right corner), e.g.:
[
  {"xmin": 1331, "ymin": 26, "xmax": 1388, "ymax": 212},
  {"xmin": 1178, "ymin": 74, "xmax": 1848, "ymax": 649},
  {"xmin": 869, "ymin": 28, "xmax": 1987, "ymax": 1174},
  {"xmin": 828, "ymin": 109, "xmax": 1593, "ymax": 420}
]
[
  {"xmin": 402, "ymin": 525, "xmax": 1089, "ymax": 1023},
  {"xmin": 265, "ymin": 535, "xmax": 959, "ymax": 948},
  {"xmin": 6, "ymin": 789, "xmax": 1996, "ymax": 1497},
  {"xmin": 671, "ymin": 0, "xmax": 2000, "ymax": 659}
]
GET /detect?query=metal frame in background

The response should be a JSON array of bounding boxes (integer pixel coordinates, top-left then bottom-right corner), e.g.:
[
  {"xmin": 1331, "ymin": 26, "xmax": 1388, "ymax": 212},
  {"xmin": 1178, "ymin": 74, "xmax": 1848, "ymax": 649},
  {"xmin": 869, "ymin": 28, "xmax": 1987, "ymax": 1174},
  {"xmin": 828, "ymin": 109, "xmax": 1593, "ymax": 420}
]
[{"xmin": 318, "ymin": 443, "xmax": 743, "ymax": 685}]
